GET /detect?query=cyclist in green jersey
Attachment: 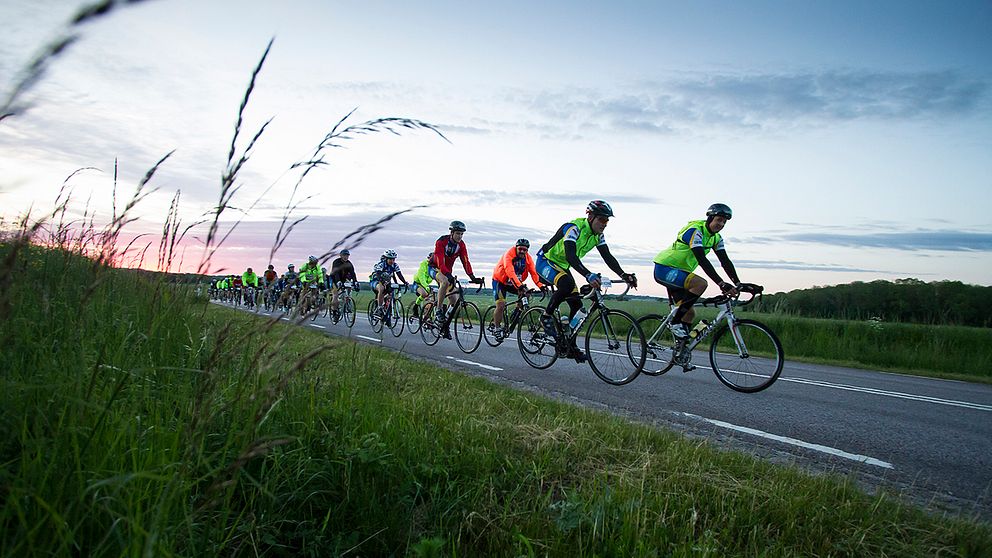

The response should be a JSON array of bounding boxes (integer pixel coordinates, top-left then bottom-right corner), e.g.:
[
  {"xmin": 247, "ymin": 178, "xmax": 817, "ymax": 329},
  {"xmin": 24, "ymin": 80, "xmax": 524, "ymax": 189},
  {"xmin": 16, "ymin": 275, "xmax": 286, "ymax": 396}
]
[
  {"xmin": 412, "ymin": 252, "xmax": 436, "ymax": 306},
  {"xmin": 653, "ymin": 203, "xmax": 741, "ymax": 339},
  {"xmin": 534, "ymin": 200, "xmax": 637, "ymax": 361}
]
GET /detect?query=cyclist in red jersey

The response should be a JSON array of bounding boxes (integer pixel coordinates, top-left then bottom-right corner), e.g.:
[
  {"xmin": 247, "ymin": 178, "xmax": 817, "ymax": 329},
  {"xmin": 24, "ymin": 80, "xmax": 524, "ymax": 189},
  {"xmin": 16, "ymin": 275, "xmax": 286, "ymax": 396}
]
[{"xmin": 432, "ymin": 220, "xmax": 483, "ymax": 326}]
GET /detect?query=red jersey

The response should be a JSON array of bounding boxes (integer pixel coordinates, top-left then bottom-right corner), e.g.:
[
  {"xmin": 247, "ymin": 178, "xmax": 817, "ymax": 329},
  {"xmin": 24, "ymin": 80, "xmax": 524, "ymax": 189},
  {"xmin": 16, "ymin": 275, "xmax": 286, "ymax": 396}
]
[{"xmin": 432, "ymin": 235, "xmax": 473, "ymax": 276}]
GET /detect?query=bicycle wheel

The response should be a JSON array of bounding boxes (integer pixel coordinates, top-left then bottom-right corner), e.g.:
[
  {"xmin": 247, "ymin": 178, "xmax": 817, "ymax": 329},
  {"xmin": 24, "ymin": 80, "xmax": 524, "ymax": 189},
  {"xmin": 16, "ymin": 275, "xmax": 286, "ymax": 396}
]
[
  {"xmin": 517, "ymin": 307, "xmax": 558, "ymax": 369},
  {"xmin": 419, "ymin": 302, "xmax": 441, "ymax": 346},
  {"xmin": 343, "ymin": 298, "xmax": 356, "ymax": 327},
  {"xmin": 454, "ymin": 301, "xmax": 482, "ymax": 353},
  {"xmin": 708, "ymin": 318, "xmax": 784, "ymax": 393},
  {"xmin": 369, "ymin": 300, "xmax": 383, "ymax": 333},
  {"xmin": 585, "ymin": 309, "xmax": 645, "ymax": 386},
  {"xmin": 482, "ymin": 305, "xmax": 504, "ymax": 347},
  {"xmin": 367, "ymin": 300, "xmax": 378, "ymax": 326},
  {"xmin": 407, "ymin": 303, "xmax": 422, "ymax": 334},
  {"xmin": 636, "ymin": 314, "xmax": 677, "ymax": 376},
  {"xmin": 389, "ymin": 299, "xmax": 405, "ymax": 337}
]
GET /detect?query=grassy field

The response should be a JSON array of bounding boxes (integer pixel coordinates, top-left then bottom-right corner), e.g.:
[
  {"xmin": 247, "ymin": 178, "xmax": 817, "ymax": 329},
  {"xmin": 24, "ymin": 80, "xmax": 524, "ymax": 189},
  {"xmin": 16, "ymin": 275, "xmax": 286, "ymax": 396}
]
[{"xmin": 3, "ymin": 243, "xmax": 991, "ymax": 556}]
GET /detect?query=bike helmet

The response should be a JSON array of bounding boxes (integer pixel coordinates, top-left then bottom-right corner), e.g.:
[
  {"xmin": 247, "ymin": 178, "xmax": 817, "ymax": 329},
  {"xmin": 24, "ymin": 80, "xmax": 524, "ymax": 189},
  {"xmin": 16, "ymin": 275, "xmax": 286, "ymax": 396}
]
[
  {"xmin": 267, "ymin": 264, "xmax": 274, "ymax": 270},
  {"xmin": 340, "ymin": 249, "xmax": 350, "ymax": 256},
  {"xmin": 308, "ymin": 255, "xmax": 318, "ymax": 263},
  {"xmin": 586, "ymin": 200, "xmax": 614, "ymax": 217},
  {"xmin": 246, "ymin": 267, "xmax": 253, "ymax": 273},
  {"xmin": 383, "ymin": 249, "xmax": 397, "ymax": 259},
  {"xmin": 706, "ymin": 203, "xmax": 733, "ymax": 220},
  {"xmin": 449, "ymin": 220, "xmax": 467, "ymax": 232},
  {"xmin": 288, "ymin": 264, "xmax": 295, "ymax": 270},
  {"xmin": 427, "ymin": 252, "xmax": 434, "ymax": 260},
  {"xmin": 515, "ymin": 238, "xmax": 530, "ymax": 248}
]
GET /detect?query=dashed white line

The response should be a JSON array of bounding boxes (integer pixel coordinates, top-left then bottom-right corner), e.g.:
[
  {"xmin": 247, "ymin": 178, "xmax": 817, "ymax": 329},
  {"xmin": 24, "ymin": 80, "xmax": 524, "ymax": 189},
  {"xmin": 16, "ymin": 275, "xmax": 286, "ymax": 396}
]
[
  {"xmin": 310, "ymin": 324, "xmax": 326, "ymax": 329},
  {"xmin": 445, "ymin": 355, "xmax": 503, "ymax": 371},
  {"xmin": 356, "ymin": 335, "xmax": 381, "ymax": 343},
  {"xmin": 682, "ymin": 412, "xmax": 894, "ymax": 469}
]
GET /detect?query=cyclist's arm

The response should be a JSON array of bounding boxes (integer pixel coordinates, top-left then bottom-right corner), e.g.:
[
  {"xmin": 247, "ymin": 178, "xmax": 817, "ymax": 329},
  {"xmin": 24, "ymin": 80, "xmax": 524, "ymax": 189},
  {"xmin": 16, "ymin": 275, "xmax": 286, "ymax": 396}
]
[
  {"xmin": 691, "ymin": 246, "xmax": 726, "ymax": 286},
  {"xmin": 458, "ymin": 241, "xmax": 477, "ymax": 280},
  {"xmin": 395, "ymin": 270, "xmax": 408, "ymax": 284},
  {"xmin": 595, "ymin": 244, "xmax": 627, "ymax": 278},
  {"xmin": 564, "ymin": 241, "xmax": 593, "ymax": 278},
  {"xmin": 714, "ymin": 249, "xmax": 741, "ymax": 285}
]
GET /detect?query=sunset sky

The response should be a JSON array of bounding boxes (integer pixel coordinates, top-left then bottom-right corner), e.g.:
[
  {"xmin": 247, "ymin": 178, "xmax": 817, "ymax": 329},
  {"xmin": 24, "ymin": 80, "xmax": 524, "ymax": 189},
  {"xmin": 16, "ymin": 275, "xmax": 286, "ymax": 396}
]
[{"xmin": 2, "ymin": 0, "xmax": 990, "ymax": 295}]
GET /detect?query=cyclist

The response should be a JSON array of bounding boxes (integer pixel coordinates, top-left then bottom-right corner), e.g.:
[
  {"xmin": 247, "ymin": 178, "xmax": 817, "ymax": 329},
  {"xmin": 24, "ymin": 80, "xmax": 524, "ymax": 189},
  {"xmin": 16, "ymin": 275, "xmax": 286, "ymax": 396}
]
[
  {"xmin": 411, "ymin": 252, "xmax": 436, "ymax": 307},
  {"xmin": 262, "ymin": 264, "xmax": 278, "ymax": 286},
  {"xmin": 653, "ymin": 203, "xmax": 741, "ymax": 339},
  {"xmin": 370, "ymin": 249, "xmax": 409, "ymax": 315},
  {"xmin": 491, "ymin": 239, "xmax": 545, "ymax": 337},
  {"xmin": 242, "ymin": 267, "xmax": 259, "ymax": 307},
  {"xmin": 277, "ymin": 264, "xmax": 301, "ymax": 309},
  {"xmin": 298, "ymin": 255, "xmax": 325, "ymax": 311},
  {"xmin": 231, "ymin": 274, "xmax": 244, "ymax": 304},
  {"xmin": 535, "ymin": 200, "xmax": 638, "ymax": 361},
  {"xmin": 329, "ymin": 249, "xmax": 359, "ymax": 319},
  {"xmin": 433, "ymin": 220, "xmax": 483, "ymax": 331}
]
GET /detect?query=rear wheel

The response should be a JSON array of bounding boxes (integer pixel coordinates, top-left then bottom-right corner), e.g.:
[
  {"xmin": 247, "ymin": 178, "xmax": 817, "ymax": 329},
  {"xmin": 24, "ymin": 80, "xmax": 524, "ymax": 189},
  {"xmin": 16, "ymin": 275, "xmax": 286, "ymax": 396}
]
[
  {"xmin": 482, "ymin": 306, "xmax": 504, "ymax": 347},
  {"xmin": 636, "ymin": 314, "xmax": 677, "ymax": 376},
  {"xmin": 369, "ymin": 300, "xmax": 383, "ymax": 333},
  {"xmin": 586, "ymin": 309, "xmax": 644, "ymax": 385},
  {"xmin": 419, "ymin": 302, "xmax": 441, "ymax": 346},
  {"xmin": 709, "ymin": 319, "xmax": 784, "ymax": 393},
  {"xmin": 517, "ymin": 307, "xmax": 558, "ymax": 369}
]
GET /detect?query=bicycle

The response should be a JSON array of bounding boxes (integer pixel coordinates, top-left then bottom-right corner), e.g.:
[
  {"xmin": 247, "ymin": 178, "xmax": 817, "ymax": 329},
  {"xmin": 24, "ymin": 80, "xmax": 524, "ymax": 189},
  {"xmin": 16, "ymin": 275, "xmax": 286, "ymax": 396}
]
[
  {"xmin": 419, "ymin": 277, "xmax": 486, "ymax": 353},
  {"xmin": 330, "ymin": 281, "xmax": 358, "ymax": 327},
  {"xmin": 636, "ymin": 283, "xmax": 783, "ymax": 393},
  {"xmin": 482, "ymin": 287, "xmax": 546, "ymax": 347},
  {"xmin": 368, "ymin": 283, "xmax": 406, "ymax": 337},
  {"xmin": 517, "ymin": 277, "xmax": 646, "ymax": 386},
  {"xmin": 406, "ymin": 284, "xmax": 436, "ymax": 335},
  {"xmin": 295, "ymin": 283, "xmax": 323, "ymax": 320}
]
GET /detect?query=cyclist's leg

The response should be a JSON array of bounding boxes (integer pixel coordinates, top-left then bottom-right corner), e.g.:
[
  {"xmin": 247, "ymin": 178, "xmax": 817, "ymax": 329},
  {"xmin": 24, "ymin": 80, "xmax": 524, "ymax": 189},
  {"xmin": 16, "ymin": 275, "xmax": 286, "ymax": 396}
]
[
  {"xmin": 492, "ymin": 280, "xmax": 508, "ymax": 328},
  {"xmin": 655, "ymin": 263, "xmax": 704, "ymax": 329}
]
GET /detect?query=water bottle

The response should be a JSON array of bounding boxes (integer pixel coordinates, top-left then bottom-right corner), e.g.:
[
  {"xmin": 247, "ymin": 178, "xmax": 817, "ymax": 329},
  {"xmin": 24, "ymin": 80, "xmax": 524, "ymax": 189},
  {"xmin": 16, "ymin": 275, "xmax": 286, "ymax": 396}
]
[
  {"xmin": 689, "ymin": 320, "xmax": 708, "ymax": 339},
  {"xmin": 569, "ymin": 307, "xmax": 588, "ymax": 331}
]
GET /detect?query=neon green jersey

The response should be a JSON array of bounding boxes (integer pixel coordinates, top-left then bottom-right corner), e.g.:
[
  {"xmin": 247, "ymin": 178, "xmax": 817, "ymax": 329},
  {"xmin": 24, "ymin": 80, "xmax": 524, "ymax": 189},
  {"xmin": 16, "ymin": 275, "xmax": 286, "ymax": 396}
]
[
  {"xmin": 412, "ymin": 259, "xmax": 433, "ymax": 287},
  {"xmin": 653, "ymin": 219, "xmax": 725, "ymax": 272},
  {"xmin": 544, "ymin": 217, "xmax": 605, "ymax": 270}
]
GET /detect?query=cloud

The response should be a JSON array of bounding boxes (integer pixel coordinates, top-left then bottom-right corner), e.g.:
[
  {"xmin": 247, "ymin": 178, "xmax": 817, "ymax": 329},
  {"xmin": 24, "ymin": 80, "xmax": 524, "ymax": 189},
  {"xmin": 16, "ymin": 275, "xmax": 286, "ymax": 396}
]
[
  {"xmin": 732, "ymin": 259, "xmax": 892, "ymax": 274},
  {"xmin": 747, "ymin": 229, "xmax": 992, "ymax": 252}
]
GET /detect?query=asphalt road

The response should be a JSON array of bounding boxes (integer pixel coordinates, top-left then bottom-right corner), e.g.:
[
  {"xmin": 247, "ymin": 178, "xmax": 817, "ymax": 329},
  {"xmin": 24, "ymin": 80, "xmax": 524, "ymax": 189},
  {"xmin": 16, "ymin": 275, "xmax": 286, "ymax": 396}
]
[{"xmin": 219, "ymin": 301, "xmax": 992, "ymax": 521}]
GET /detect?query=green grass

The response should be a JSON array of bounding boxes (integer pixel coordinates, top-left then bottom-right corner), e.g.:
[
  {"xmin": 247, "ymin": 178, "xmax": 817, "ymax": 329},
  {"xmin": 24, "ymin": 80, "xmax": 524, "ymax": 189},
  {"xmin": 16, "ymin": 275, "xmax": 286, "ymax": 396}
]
[{"xmin": 3, "ymin": 242, "xmax": 991, "ymax": 556}]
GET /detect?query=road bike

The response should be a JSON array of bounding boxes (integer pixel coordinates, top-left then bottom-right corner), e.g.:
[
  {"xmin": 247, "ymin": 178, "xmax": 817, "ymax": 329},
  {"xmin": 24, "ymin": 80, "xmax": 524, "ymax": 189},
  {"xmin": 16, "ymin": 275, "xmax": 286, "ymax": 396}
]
[
  {"xmin": 406, "ymin": 284, "xmax": 436, "ymax": 335},
  {"xmin": 368, "ymin": 283, "xmax": 407, "ymax": 337},
  {"xmin": 482, "ymin": 287, "xmax": 546, "ymax": 347},
  {"xmin": 517, "ymin": 277, "xmax": 646, "ymax": 386},
  {"xmin": 330, "ymin": 281, "xmax": 358, "ymax": 327},
  {"xmin": 419, "ymin": 277, "xmax": 486, "ymax": 353},
  {"xmin": 636, "ymin": 283, "xmax": 783, "ymax": 393}
]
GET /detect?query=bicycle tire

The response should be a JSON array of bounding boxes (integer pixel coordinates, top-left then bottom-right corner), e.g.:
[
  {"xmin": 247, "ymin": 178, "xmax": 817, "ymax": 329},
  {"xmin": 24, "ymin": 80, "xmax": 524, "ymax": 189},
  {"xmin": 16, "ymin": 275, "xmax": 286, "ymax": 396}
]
[
  {"xmin": 369, "ymin": 300, "xmax": 383, "ymax": 333},
  {"xmin": 636, "ymin": 314, "xmax": 677, "ymax": 376},
  {"xmin": 708, "ymin": 318, "xmax": 784, "ymax": 393},
  {"xmin": 482, "ymin": 305, "xmax": 504, "ymax": 347},
  {"xmin": 454, "ymin": 301, "xmax": 482, "ymax": 353},
  {"xmin": 389, "ymin": 299, "xmax": 405, "ymax": 337},
  {"xmin": 586, "ymin": 309, "xmax": 645, "ymax": 385},
  {"xmin": 407, "ymin": 302, "xmax": 422, "ymax": 334},
  {"xmin": 517, "ymin": 306, "xmax": 558, "ymax": 369},
  {"xmin": 419, "ymin": 302, "xmax": 441, "ymax": 346},
  {"xmin": 344, "ymin": 298, "xmax": 356, "ymax": 327}
]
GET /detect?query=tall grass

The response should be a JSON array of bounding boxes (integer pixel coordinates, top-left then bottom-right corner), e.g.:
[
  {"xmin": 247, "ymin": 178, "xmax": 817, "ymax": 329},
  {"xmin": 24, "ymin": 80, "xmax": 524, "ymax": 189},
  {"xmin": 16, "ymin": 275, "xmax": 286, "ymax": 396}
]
[{"xmin": 2, "ymin": 243, "xmax": 990, "ymax": 555}]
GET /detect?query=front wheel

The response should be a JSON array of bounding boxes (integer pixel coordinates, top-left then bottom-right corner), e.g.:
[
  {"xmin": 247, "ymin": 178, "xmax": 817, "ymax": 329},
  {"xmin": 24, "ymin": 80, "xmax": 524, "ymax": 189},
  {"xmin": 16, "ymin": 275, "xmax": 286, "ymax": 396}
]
[
  {"xmin": 343, "ymin": 298, "xmax": 356, "ymax": 327},
  {"xmin": 709, "ymin": 319, "xmax": 784, "ymax": 393},
  {"xmin": 388, "ymin": 299, "xmax": 405, "ymax": 337},
  {"xmin": 454, "ymin": 301, "xmax": 482, "ymax": 354},
  {"xmin": 636, "ymin": 314, "xmax": 677, "ymax": 376},
  {"xmin": 585, "ymin": 309, "xmax": 644, "ymax": 386},
  {"xmin": 517, "ymin": 307, "xmax": 558, "ymax": 369}
]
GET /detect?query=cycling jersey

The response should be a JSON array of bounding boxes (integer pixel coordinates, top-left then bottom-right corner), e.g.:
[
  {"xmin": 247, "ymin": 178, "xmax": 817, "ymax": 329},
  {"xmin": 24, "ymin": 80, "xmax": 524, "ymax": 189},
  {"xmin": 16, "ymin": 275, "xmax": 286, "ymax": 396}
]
[
  {"xmin": 242, "ymin": 271, "xmax": 259, "ymax": 287},
  {"xmin": 492, "ymin": 246, "xmax": 541, "ymax": 289},
  {"xmin": 298, "ymin": 263, "xmax": 324, "ymax": 285},
  {"xmin": 542, "ymin": 217, "xmax": 606, "ymax": 270},
  {"xmin": 283, "ymin": 271, "xmax": 300, "ymax": 286},
  {"xmin": 232, "ymin": 277, "xmax": 243, "ymax": 288},
  {"xmin": 412, "ymin": 258, "xmax": 434, "ymax": 288},
  {"xmin": 329, "ymin": 257, "xmax": 357, "ymax": 284},
  {"xmin": 653, "ymin": 219, "xmax": 725, "ymax": 273},
  {"xmin": 263, "ymin": 269, "xmax": 278, "ymax": 284},
  {"xmin": 370, "ymin": 259, "xmax": 402, "ymax": 286},
  {"xmin": 432, "ymin": 235, "xmax": 474, "ymax": 277}
]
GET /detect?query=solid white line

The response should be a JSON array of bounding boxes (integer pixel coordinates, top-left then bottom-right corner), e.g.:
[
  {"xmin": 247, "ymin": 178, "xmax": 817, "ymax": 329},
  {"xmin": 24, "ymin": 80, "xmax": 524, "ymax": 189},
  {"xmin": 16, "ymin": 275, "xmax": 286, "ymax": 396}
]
[
  {"xmin": 356, "ymin": 335, "xmax": 381, "ymax": 343},
  {"xmin": 781, "ymin": 376, "xmax": 992, "ymax": 412},
  {"xmin": 682, "ymin": 412, "xmax": 894, "ymax": 469},
  {"xmin": 445, "ymin": 355, "xmax": 503, "ymax": 371}
]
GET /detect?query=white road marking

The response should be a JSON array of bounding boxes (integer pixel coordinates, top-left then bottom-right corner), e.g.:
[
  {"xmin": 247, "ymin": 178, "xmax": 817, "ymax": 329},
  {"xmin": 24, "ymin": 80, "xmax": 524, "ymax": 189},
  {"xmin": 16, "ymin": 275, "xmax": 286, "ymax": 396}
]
[
  {"xmin": 781, "ymin": 376, "xmax": 992, "ymax": 412},
  {"xmin": 445, "ymin": 355, "xmax": 503, "ymax": 371},
  {"xmin": 356, "ymin": 335, "xmax": 381, "ymax": 343},
  {"xmin": 681, "ymin": 412, "xmax": 894, "ymax": 469},
  {"xmin": 310, "ymin": 324, "xmax": 326, "ymax": 329}
]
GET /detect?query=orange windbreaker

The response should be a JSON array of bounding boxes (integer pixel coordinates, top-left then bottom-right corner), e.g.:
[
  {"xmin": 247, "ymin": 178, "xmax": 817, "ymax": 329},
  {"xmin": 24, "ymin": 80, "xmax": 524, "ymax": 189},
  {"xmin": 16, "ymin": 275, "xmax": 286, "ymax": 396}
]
[{"xmin": 492, "ymin": 246, "xmax": 543, "ymax": 289}]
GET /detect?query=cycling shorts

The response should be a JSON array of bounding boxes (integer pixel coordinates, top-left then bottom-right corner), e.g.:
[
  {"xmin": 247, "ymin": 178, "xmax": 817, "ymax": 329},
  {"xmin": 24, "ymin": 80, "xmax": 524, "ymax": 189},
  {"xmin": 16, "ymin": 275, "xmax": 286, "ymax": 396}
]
[
  {"xmin": 492, "ymin": 279, "xmax": 518, "ymax": 302},
  {"xmin": 535, "ymin": 251, "xmax": 576, "ymax": 293},
  {"xmin": 653, "ymin": 263, "xmax": 693, "ymax": 289}
]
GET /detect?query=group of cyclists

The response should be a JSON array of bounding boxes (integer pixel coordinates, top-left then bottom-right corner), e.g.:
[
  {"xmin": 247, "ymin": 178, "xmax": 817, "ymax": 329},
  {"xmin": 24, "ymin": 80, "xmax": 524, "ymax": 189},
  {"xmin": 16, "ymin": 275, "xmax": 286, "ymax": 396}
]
[{"xmin": 211, "ymin": 200, "xmax": 744, "ymax": 362}]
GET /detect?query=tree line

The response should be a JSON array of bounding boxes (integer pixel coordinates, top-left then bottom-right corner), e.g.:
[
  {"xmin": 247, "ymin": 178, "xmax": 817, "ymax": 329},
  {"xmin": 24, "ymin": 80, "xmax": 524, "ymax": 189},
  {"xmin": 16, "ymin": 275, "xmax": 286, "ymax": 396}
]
[{"xmin": 755, "ymin": 278, "xmax": 992, "ymax": 328}]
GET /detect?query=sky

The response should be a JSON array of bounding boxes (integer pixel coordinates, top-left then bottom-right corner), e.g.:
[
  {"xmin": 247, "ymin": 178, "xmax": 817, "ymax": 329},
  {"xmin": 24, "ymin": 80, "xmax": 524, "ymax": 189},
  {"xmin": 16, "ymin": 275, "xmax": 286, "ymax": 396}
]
[{"xmin": 1, "ymin": 0, "xmax": 990, "ymax": 296}]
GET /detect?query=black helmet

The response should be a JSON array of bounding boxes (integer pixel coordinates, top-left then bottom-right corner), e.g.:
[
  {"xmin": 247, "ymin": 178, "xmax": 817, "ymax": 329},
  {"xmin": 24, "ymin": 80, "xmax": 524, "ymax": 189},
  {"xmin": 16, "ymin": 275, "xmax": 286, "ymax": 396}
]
[
  {"xmin": 308, "ymin": 255, "xmax": 318, "ymax": 263},
  {"xmin": 515, "ymin": 238, "xmax": 530, "ymax": 248},
  {"xmin": 586, "ymin": 200, "xmax": 614, "ymax": 217},
  {"xmin": 340, "ymin": 249, "xmax": 350, "ymax": 256},
  {"xmin": 449, "ymin": 220, "xmax": 467, "ymax": 232},
  {"xmin": 706, "ymin": 203, "xmax": 733, "ymax": 220}
]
